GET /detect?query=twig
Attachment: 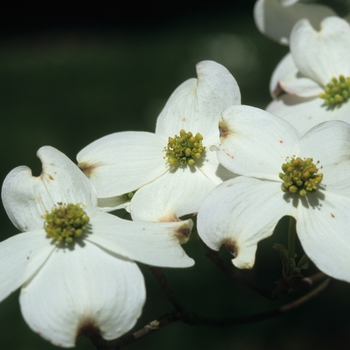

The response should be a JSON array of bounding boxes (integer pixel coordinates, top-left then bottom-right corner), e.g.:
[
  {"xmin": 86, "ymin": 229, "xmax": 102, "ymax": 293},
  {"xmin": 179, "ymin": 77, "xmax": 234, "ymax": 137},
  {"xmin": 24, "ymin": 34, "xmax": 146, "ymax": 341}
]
[
  {"xmin": 148, "ymin": 267, "xmax": 184, "ymax": 311},
  {"xmin": 86, "ymin": 274, "xmax": 331, "ymax": 349},
  {"xmin": 203, "ymin": 242, "xmax": 275, "ymax": 299},
  {"xmin": 280, "ymin": 277, "xmax": 331, "ymax": 313},
  {"xmin": 202, "ymin": 240, "xmax": 327, "ymax": 299}
]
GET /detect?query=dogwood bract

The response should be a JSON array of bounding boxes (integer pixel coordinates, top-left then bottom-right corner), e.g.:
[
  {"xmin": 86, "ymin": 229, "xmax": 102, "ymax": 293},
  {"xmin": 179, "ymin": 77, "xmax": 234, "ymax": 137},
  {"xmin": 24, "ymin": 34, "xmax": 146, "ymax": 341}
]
[
  {"xmin": 268, "ymin": 16, "xmax": 350, "ymax": 135},
  {"xmin": 77, "ymin": 60, "xmax": 240, "ymax": 222},
  {"xmin": 1, "ymin": 146, "xmax": 193, "ymax": 347},
  {"xmin": 197, "ymin": 105, "xmax": 350, "ymax": 282},
  {"xmin": 254, "ymin": 0, "xmax": 335, "ymax": 45}
]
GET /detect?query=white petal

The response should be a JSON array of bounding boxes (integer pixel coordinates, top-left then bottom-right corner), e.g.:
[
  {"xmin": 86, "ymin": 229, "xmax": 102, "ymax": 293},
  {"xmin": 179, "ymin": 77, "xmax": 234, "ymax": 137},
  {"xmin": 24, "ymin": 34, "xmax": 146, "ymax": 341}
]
[
  {"xmin": 97, "ymin": 196, "xmax": 130, "ymax": 212},
  {"xmin": 280, "ymin": 0, "xmax": 298, "ymax": 6},
  {"xmin": 291, "ymin": 17, "xmax": 350, "ymax": 86},
  {"xmin": 130, "ymin": 167, "xmax": 216, "ymax": 221},
  {"xmin": 217, "ymin": 105, "xmax": 301, "ymax": 180},
  {"xmin": 270, "ymin": 53, "xmax": 323, "ymax": 97},
  {"xmin": 2, "ymin": 146, "xmax": 98, "ymax": 232},
  {"xmin": 0, "ymin": 230, "xmax": 54, "ymax": 303},
  {"xmin": 88, "ymin": 212, "xmax": 194, "ymax": 267},
  {"xmin": 155, "ymin": 60, "xmax": 240, "ymax": 140},
  {"xmin": 280, "ymin": 77, "xmax": 322, "ymax": 97},
  {"xmin": 77, "ymin": 131, "xmax": 168, "ymax": 198},
  {"xmin": 197, "ymin": 177, "xmax": 296, "ymax": 269},
  {"xmin": 270, "ymin": 53, "xmax": 298, "ymax": 97},
  {"xmin": 301, "ymin": 121, "xmax": 350, "ymax": 196},
  {"xmin": 20, "ymin": 242, "xmax": 145, "ymax": 347},
  {"xmin": 278, "ymin": 0, "xmax": 299, "ymax": 6},
  {"xmin": 297, "ymin": 190, "xmax": 350, "ymax": 282},
  {"xmin": 200, "ymin": 145, "xmax": 235, "ymax": 183},
  {"xmin": 267, "ymin": 94, "xmax": 350, "ymax": 136},
  {"xmin": 254, "ymin": 0, "xmax": 335, "ymax": 45}
]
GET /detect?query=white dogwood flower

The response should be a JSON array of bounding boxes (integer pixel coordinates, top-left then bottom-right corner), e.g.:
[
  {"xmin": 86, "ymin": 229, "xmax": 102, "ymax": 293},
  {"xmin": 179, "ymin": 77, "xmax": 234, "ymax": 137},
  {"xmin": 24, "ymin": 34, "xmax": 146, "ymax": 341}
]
[
  {"xmin": 268, "ymin": 16, "xmax": 350, "ymax": 135},
  {"xmin": 1, "ymin": 146, "xmax": 193, "ymax": 347},
  {"xmin": 254, "ymin": 0, "xmax": 335, "ymax": 44},
  {"xmin": 198, "ymin": 105, "xmax": 350, "ymax": 282},
  {"xmin": 77, "ymin": 60, "xmax": 240, "ymax": 222}
]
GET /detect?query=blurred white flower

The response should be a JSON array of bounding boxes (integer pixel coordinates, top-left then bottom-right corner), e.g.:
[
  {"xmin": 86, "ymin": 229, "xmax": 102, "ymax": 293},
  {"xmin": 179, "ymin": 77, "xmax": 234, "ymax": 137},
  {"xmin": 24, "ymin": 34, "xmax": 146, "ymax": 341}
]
[
  {"xmin": 267, "ymin": 16, "xmax": 350, "ymax": 135},
  {"xmin": 77, "ymin": 60, "xmax": 240, "ymax": 222},
  {"xmin": 198, "ymin": 105, "xmax": 350, "ymax": 282},
  {"xmin": 254, "ymin": 0, "xmax": 335, "ymax": 44},
  {"xmin": 1, "ymin": 146, "xmax": 193, "ymax": 347}
]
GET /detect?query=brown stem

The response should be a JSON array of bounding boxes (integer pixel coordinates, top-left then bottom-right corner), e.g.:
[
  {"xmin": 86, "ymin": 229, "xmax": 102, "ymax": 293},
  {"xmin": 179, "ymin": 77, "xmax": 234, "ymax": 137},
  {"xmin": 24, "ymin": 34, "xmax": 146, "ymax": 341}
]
[
  {"xmin": 280, "ymin": 277, "xmax": 331, "ymax": 313},
  {"xmin": 148, "ymin": 266, "xmax": 184, "ymax": 311},
  {"xmin": 86, "ymin": 274, "xmax": 330, "ymax": 349},
  {"xmin": 202, "ymin": 240, "xmax": 327, "ymax": 300},
  {"xmin": 203, "ymin": 242, "xmax": 276, "ymax": 299}
]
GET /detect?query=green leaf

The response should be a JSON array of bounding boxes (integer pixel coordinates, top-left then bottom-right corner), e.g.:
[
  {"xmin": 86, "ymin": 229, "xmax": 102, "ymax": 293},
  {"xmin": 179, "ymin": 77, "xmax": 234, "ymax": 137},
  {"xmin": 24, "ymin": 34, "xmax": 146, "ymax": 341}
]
[
  {"xmin": 297, "ymin": 254, "xmax": 309, "ymax": 270},
  {"xmin": 273, "ymin": 244, "xmax": 288, "ymax": 257}
]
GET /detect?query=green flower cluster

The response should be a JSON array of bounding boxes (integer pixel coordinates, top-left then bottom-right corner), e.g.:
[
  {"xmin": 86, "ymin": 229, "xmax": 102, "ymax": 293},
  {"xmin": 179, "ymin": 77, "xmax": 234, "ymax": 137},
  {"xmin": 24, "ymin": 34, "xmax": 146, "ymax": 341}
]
[
  {"xmin": 279, "ymin": 157, "xmax": 323, "ymax": 196},
  {"xmin": 319, "ymin": 75, "xmax": 350, "ymax": 106},
  {"xmin": 164, "ymin": 129, "xmax": 205, "ymax": 166},
  {"xmin": 43, "ymin": 203, "xmax": 90, "ymax": 244}
]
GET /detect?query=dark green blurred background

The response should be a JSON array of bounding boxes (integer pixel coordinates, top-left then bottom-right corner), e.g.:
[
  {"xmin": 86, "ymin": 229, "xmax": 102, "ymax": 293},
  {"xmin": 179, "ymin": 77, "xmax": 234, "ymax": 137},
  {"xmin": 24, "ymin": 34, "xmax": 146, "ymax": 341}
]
[{"xmin": 1, "ymin": 1, "xmax": 350, "ymax": 349}]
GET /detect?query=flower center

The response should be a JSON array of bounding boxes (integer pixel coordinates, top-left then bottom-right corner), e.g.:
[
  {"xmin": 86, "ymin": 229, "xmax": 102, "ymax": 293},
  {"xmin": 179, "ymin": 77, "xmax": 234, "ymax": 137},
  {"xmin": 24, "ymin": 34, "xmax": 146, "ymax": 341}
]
[
  {"xmin": 319, "ymin": 75, "xmax": 350, "ymax": 106},
  {"xmin": 43, "ymin": 203, "xmax": 90, "ymax": 245},
  {"xmin": 164, "ymin": 129, "xmax": 205, "ymax": 166},
  {"xmin": 279, "ymin": 157, "xmax": 323, "ymax": 196}
]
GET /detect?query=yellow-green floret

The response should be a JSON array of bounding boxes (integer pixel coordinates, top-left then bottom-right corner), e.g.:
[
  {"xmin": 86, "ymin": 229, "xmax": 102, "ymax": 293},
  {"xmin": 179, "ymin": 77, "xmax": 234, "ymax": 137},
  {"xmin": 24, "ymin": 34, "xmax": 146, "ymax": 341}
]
[
  {"xmin": 319, "ymin": 75, "xmax": 350, "ymax": 106},
  {"xmin": 279, "ymin": 157, "xmax": 323, "ymax": 196},
  {"xmin": 43, "ymin": 203, "xmax": 90, "ymax": 245},
  {"xmin": 164, "ymin": 129, "xmax": 205, "ymax": 166}
]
